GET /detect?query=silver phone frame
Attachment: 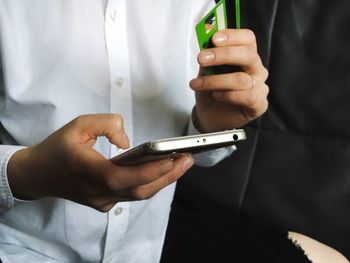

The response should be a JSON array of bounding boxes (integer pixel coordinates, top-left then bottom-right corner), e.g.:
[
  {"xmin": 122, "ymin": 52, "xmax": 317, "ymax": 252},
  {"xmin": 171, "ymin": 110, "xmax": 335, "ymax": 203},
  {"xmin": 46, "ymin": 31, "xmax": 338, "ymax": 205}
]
[
  {"xmin": 111, "ymin": 129, "xmax": 246, "ymax": 165},
  {"xmin": 147, "ymin": 129, "xmax": 246, "ymax": 152}
]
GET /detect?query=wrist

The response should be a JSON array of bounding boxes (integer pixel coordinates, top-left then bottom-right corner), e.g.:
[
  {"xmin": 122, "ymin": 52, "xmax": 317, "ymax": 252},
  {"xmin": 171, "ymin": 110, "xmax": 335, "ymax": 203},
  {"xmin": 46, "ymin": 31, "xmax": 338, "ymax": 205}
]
[
  {"xmin": 7, "ymin": 147, "xmax": 39, "ymax": 200},
  {"xmin": 192, "ymin": 106, "xmax": 219, "ymax": 133},
  {"xmin": 191, "ymin": 107, "xmax": 206, "ymax": 133}
]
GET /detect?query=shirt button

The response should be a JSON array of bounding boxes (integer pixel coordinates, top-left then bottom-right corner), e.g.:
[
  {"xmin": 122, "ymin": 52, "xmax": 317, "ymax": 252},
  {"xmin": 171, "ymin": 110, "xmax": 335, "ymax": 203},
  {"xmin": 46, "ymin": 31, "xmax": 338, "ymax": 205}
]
[
  {"xmin": 115, "ymin": 77, "xmax": 125, "ymax": 87},
  {"xmin": 114, "ymin": 207, "xmax": 123, "ymax": 216},
  {"xmin": 110, "ymin": 10, "xmax": 117, "ymax": 22}
]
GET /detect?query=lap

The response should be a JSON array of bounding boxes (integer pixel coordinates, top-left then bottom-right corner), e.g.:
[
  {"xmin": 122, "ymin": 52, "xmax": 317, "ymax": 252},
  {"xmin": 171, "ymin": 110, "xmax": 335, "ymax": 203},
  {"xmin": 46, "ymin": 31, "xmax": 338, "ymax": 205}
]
[{"xmin": 161, "ymin": 201, "xmax": 311, "ymax": 263}]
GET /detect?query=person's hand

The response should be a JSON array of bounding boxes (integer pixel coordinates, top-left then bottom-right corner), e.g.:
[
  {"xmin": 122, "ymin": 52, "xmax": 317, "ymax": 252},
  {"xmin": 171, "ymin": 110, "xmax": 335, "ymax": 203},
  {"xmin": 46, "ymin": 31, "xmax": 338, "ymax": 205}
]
[
  {"xmin": 7, "ymin": 114, "xmax": 193, "ymax": 212},
  {"xmin": 190, "ymin": 29, "xmax": 269, "ymax": 132}
]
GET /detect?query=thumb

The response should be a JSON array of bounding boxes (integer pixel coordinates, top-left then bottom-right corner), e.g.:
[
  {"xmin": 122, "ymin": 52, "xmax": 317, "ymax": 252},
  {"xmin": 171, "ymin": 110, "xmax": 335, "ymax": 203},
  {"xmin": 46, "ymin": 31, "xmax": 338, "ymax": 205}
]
[{"xmin": 71, "ymin": 114, "xmax": 130, "ymax": 149}]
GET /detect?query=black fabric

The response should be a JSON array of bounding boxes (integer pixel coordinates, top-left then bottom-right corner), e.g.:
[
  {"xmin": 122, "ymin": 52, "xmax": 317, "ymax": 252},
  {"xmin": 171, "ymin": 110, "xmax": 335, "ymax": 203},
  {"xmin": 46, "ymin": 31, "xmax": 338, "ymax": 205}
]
[
  {"xmin": 174, "ymin": 0, "xmax": 350, "ymax": 259},
  {"xmin": 161, "ymin": 201, "xmax": 311, "ymax": 263}
]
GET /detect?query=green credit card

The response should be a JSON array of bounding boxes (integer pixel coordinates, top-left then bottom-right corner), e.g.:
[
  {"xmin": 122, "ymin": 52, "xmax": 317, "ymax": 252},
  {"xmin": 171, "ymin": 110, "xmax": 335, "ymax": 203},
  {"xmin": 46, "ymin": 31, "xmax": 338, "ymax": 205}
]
[
  {"xmin": 196, "ymin": 0, "xmax": 228, "ymax": 51},
  {"xmin": 196, "ymin": 0, "xmax": 241, "ymax": 75}
]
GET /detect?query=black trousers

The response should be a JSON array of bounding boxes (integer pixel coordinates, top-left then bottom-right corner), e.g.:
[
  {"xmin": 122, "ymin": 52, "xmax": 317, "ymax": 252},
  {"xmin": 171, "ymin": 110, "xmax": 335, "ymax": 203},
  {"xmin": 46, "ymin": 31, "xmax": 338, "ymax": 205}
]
[{"xmin": 161, "ymin": 201, "xmax": 311, "ymax": 263}]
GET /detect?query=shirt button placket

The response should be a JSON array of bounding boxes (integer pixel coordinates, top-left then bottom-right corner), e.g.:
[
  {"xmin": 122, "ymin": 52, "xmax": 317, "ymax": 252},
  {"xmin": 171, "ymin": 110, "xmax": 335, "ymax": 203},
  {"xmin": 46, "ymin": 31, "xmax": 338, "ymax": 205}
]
[
  {"xmin": 110, "ymin": 9, "xmax": 117, "ymax": 22},
  {"xmin": 104, "ymin": 0, "xmax": 132, "ymax": 261}
]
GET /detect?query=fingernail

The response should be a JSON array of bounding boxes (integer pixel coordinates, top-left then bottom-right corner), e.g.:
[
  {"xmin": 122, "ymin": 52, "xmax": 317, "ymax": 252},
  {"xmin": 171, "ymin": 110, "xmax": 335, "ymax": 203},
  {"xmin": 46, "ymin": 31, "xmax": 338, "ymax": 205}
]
[
  {"xmin": 182, "ymin": 157, "xmax": 194, "ymax": 172},
  {"xmin": 198, "ymin": 51, "xmax": 215, "ymax": 64},
  {"xmin": 190, "ymin": 78, "xmax": 204, "ymax": 89},
  {"xmin": 213, "ymin": 32, "xmax": 228, "ymax": 43}
]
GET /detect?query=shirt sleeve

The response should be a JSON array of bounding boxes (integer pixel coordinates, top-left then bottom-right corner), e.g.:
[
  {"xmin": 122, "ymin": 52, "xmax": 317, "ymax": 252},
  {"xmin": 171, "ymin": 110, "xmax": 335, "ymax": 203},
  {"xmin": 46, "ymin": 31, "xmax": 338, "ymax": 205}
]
[
  {"xmin": 0, "ymin": 145, "xmax": 26, "ymax": 212},
  {"xmin": 186, "ymin": 117, "xmax": 236, "ymax": 167}
]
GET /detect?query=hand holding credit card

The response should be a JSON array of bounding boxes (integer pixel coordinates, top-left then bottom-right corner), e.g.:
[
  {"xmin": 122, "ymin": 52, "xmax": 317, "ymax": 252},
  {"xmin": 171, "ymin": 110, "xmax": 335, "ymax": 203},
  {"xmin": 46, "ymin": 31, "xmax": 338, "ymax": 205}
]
[{"xmin": 190, "ymin": 0, "xmax": 270, "ymax": 132}]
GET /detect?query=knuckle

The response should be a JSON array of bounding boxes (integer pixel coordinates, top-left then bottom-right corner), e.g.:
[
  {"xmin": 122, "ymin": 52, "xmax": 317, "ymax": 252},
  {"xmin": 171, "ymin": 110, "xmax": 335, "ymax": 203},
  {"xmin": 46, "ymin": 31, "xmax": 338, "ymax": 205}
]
[
  {"xmin": 235, "ymin": 72, "xmax": 252, "ymax": 88},
  {"xmin": 262, "ymin": 93, "xmax": 269, "ymax": 113},
  {"xmin": 263, "ymin": 100, "xmax": 269, "ymax": 113},
  {"xmin": 254, "ymin": 95, "xmax": 269, "ymax": 117},
  {"xmin": 72, "ymin": 115, "xmax": 86, "ymax": 127},
  {"xmin": 256, "ymin": 101, "xmax": 269, "ymax": 118},
  {"xmin": 262, "ymin": 67, "xmax": 269, "ymax": 81},
  {"xmin": 243, "ymin": 29, "xmax": 256, "ymax": 44},
  {"xmin": 110, "ymin": 114, "xmax": 123, "ymax": 130},
  {"xmin": 248, "ymin": 49, "xmax": 260, "ymax": 65},
  {"xmin": 263, "ymin": 84, "xmax": 270, "ymax": 97}
]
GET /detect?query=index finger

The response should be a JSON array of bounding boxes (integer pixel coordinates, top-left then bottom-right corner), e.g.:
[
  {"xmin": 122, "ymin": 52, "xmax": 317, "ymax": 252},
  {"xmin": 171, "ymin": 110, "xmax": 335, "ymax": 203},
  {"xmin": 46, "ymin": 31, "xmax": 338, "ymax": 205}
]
[
  {"xmin": 69, "ymin": 114, "xmax": 129, "ymax": 149},
  {"xmin": 212, "ymin": 29, "xmax": 257, "ymax": 49}
]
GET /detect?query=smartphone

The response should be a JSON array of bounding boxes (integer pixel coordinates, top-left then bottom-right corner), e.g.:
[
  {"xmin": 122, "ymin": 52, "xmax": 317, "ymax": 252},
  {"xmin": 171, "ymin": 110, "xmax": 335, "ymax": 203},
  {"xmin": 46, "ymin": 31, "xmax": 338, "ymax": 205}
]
[{"xmin": 111, "ymin": 129, "xmax": 246, "ymax": 165}]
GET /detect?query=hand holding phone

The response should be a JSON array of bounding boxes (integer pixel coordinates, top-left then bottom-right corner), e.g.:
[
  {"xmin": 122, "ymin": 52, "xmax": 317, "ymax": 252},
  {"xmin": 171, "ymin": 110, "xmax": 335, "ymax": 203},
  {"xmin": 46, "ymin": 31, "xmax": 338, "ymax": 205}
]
[{"xmin": 7, "ymin": 114, "xmax": 195, "ymax": 212}]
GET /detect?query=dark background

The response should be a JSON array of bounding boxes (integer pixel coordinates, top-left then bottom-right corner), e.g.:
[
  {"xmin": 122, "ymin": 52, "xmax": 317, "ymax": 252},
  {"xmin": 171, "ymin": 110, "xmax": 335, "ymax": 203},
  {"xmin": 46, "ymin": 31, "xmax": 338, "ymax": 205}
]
[{"xmin": 174, "ymin": 0, "xmax": 350, "ymax": 258}]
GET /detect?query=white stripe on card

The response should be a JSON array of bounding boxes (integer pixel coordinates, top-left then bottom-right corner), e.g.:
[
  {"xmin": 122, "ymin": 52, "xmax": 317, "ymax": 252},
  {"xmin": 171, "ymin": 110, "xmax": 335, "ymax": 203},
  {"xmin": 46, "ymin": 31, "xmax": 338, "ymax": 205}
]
[{"xmin": 216, "ymin": 3, "xmax": 225, "ymax": 30}]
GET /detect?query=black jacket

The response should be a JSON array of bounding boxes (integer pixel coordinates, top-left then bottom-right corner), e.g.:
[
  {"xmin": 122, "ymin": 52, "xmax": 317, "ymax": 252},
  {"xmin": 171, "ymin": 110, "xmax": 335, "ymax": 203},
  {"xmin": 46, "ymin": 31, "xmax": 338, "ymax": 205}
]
[{"xmin": 175, "ymin": 0, "xmax": 350, "ymax": 258}]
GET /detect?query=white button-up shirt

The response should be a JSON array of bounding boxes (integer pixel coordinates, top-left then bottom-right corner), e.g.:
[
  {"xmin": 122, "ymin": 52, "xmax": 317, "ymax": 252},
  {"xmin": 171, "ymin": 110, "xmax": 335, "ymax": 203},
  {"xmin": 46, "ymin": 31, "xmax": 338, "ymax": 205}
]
[{"xmin": 0, "ymin": 1, "xmax": 235, "ymax": 262}]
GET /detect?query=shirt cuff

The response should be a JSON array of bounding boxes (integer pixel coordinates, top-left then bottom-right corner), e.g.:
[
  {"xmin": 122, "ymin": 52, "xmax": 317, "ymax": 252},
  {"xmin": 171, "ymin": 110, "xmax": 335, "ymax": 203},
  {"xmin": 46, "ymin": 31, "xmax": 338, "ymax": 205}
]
[
  {"xmin": 0, "ymin": 145, "xmax": 27, "ymax": 212},
  {"xmin": 186, "ymin": 117, "xmax": 236, "ymax": 167}
]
